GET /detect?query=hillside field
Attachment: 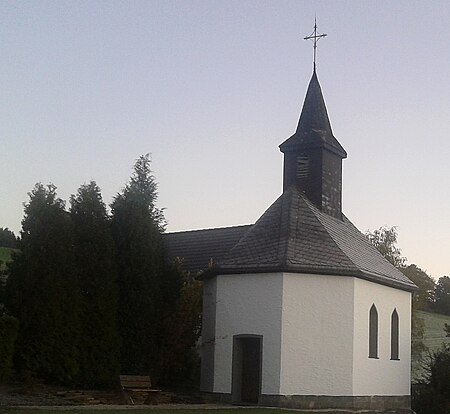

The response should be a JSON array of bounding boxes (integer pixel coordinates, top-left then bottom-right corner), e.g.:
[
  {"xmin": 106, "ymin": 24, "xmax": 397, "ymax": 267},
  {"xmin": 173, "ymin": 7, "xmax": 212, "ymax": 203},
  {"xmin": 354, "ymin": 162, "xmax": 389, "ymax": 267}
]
[
  {"xmin": 412, "ymin": 310, "xmax": 450, "ymax": 382},
  {"xmin": 0, "ymin": 247, "xmax": 15, "ymax": 269}
]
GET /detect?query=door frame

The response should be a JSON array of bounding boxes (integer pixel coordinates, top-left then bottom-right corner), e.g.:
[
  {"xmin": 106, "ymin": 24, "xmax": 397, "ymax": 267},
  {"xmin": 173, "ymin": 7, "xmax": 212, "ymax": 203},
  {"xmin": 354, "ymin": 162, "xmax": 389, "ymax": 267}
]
[{"xmin": 231, "ymin": 334, "xmax": 263, "ymax": 404}]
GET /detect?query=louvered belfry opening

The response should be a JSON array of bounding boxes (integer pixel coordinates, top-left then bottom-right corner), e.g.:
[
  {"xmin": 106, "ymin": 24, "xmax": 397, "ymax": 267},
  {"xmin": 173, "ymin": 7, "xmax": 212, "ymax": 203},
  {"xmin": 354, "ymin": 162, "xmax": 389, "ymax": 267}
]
[{"xmin": 279, "ymin": 69, "xmax": 347, "ymax": 220}]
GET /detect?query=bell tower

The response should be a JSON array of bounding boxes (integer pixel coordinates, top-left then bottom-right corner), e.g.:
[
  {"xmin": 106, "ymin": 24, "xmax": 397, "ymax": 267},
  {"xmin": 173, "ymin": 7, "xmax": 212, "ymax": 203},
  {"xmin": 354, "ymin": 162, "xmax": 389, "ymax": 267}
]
[{"xmin": 279, "ymin": 22, "xmax": 347, "ymax": 219}]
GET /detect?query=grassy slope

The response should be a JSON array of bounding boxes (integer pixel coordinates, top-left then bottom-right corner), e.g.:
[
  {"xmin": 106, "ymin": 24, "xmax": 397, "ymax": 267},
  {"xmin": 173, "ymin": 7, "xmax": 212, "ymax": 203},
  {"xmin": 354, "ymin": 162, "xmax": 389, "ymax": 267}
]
[
  {"xmin": 418, "ymin": 310, "xmax": 450, "ymax": 351},
  {"xmin": 412, "ymin": 310, "xmax": 450, "ymax": 382}
]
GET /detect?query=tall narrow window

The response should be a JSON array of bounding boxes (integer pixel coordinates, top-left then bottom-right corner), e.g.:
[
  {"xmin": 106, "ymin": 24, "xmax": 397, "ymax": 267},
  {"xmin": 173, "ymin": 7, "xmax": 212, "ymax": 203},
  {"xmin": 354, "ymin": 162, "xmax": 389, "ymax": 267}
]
[
  {"xmin": 391, "ymin": 309, "xmax": 399, "ymax": 360},
  {"xmin": 369, "ymin": 304, "xmax": 378, "ymax": 358}
]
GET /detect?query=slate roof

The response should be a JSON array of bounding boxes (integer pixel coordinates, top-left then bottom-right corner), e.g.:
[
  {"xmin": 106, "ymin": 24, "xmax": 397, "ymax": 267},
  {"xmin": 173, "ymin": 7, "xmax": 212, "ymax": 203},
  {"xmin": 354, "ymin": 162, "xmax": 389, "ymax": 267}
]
[
  {"xmin": 213, "ymin": 187, "xmax": 416, "ymax": 292},
  {"xmin": 163, "ymin": 68, "xmax": 416, "ymax": 293},
  {"xmin": 279, "ymin": 70, "xmax": 347, "ymax": 158},
  {"xmin": 162, "ymin": 225, "xmax": 251, "ymax": 274}
]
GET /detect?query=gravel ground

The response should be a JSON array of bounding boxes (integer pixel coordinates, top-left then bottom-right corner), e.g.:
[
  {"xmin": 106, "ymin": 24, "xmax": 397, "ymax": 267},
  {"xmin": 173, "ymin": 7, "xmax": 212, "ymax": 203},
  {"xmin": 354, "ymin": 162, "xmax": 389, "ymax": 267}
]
[{"xmin": 0, "ymin": 384, "xmax": 73, "ymax": 406}]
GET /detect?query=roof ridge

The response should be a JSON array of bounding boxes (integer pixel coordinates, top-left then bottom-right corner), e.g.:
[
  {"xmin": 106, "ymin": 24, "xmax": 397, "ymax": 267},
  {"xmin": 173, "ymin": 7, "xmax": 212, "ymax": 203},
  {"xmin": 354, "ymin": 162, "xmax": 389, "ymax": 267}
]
[
  {"xmin": 288, "ymin": 192, "xmax": 357, "ymax": 270},
  {"xmin": 305, "ymin": 200, "xmax": 362, "ymax": 272},
  {"xmin": 164, "ymin": 224, "xmax": 252, "ymax": 235}
]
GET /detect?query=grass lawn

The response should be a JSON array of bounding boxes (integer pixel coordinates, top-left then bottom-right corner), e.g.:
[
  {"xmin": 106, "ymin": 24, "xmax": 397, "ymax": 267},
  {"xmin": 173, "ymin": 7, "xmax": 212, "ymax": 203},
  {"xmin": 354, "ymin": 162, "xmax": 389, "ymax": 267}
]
[
  {"xmin": 0, "ymin": 247, "xmax": 15, "ymax": 269},
  {"xmin": 0, "ymin": 410, "xmax": 296, "ymax": 414}
]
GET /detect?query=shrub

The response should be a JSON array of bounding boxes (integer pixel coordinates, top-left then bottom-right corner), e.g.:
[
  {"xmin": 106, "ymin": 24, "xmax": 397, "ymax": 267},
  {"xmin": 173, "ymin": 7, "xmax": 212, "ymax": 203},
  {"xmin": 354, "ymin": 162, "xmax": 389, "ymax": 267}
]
[
  {"xmin": 412, "ymin": 345, "xmax": 450, "ymax": 414},
  {"xmin": 0, "ymin": 315, "xmax": 19, "ymax": 381}
]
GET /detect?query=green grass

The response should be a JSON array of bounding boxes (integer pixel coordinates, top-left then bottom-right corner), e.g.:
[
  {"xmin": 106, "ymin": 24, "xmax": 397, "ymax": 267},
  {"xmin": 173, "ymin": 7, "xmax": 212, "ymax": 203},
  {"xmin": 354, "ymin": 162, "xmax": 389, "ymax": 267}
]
[
  {"xmin": 0, "ymin": 247, "xmax": 15, "ymax": 269},
  {"xmin": 418, "ymin": 310, "xmax": 450, "ymax": 351},
  {"xmin": 0, "ymin": 409, "xmax": 295, "ymax": 414},
  {"xmin": 412, "ymin": 310, "xmax": 450, "ymax": 382}
]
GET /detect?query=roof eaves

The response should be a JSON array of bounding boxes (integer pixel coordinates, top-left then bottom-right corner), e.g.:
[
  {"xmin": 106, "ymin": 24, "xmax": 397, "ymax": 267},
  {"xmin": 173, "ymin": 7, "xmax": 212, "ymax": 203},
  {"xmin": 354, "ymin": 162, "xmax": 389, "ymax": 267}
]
[{"xmin": 207, "ymin": 263, "xmax": 417, "ymax": 292}]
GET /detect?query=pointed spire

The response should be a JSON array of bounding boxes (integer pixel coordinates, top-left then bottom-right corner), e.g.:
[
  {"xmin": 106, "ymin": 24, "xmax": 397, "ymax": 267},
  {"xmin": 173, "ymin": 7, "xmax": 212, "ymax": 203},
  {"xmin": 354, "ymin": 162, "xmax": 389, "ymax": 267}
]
[
  {"xmin": 279, "ymin": 70, "xmax": 346, "ymax": 157},
  {"xmin": 296, "ymin": 69, "xmax": 333, "ymax": 135}
]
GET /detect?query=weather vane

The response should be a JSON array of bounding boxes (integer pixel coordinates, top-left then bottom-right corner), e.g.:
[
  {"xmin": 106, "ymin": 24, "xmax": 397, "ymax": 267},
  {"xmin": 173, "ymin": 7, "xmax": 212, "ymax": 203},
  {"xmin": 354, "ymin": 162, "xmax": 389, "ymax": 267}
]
[{"xmin": 304, "ymin": 17, "xmax": 327, "ymax": 70}]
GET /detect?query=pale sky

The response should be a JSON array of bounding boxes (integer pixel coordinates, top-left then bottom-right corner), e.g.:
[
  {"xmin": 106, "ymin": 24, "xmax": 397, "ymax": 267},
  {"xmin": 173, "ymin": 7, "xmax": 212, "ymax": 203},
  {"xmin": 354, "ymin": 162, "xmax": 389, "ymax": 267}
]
[{"xmin": 1, "ymin": 1, "xmax": 449, "ymax": 278}]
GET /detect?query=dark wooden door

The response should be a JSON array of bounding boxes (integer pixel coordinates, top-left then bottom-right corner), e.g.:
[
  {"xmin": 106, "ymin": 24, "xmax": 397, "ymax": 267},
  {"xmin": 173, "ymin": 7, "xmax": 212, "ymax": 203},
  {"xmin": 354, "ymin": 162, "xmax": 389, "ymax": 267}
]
[{"xmin": 240, "ymin": 337, "xmax": 261, "ymax": 404}]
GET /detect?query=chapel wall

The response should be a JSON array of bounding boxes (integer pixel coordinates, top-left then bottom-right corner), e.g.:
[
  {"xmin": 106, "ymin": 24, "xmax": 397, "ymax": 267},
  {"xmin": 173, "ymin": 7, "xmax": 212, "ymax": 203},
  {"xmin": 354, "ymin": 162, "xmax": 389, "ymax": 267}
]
[
  {"xmin": 213, "ymin": 273, "xmax": 283, "ymax": 395},
  {"xmin": 280, "ymin": 273, "xmax": 355, "ymax": 395},
  {"xmin": 352, "ymin": 278, "xmax": 411, "ymax": 396}
]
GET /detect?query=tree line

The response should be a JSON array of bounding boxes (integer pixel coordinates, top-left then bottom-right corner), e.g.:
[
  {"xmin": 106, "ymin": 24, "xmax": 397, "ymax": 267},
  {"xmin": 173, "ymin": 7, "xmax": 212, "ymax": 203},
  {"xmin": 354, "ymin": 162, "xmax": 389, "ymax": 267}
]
[
  {"xmin": 366, "ymin": 227, "xmax": 450, "ymax": 316},
  {"xmin": 0, "ymin": 154, "xmax": 201, "ymax": 388}
]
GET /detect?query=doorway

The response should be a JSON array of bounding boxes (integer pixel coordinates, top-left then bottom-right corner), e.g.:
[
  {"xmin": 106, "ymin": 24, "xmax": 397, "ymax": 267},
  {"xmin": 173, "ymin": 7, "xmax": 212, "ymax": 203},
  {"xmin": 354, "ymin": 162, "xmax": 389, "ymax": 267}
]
[{"xmin": 232, "ymin": 335, "xmax": 262, "ymax": 404}]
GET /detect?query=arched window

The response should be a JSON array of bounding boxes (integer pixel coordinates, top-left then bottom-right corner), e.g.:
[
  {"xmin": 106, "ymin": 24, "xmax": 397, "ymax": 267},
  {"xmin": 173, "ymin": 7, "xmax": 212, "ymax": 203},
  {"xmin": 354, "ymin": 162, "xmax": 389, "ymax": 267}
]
[
  {"xmin": 391, "ymin": 309, "xmax": 399, "ymax": 360},
  {"xmin": 369, "ymin": 304, "xmax": 378, "ymax": 358}
]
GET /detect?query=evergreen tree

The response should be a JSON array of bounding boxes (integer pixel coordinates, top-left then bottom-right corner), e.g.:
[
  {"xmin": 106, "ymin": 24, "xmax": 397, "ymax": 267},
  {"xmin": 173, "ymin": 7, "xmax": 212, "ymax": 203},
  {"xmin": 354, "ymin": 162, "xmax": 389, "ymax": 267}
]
[
  {"xmin": 157, "ymin": 259, "xmax": 202, "ymax": 387},
  {"xmin": 70, "ymin": 181, "xmax": 119, "ymax": 387},
  {"xmin": 5, "ymin": 184, "xmax": 80, "ymax": 383},
  {"xmin": 111, "ymin": 155, "xmax": 165, "ymax": 376},
  {"xmin": 0, "ymin": 228, "xmax": 18, "ymax": 248}
]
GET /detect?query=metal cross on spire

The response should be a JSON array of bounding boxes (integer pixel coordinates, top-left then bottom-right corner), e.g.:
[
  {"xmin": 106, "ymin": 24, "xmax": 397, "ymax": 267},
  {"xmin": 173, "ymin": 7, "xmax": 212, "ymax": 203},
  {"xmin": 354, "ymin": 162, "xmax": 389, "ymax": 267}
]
[{"xmin": 304, "ymin": 17, "xmax": 327, "ymax": 71}]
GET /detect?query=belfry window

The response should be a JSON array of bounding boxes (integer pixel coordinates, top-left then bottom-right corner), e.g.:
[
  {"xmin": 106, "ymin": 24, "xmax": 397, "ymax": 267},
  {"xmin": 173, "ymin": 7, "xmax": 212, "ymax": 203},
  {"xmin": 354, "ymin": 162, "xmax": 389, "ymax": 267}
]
[
  {"xmin": 391, "ymin": 309, "xmax": 399, "ymax": 360},
  {"xmin": 369, "ymin": 304, "xmax": 378, "ymax": 358},
  {"xmin": 296, "ymin": 155, "xmax": 309, "ymax": 180}
]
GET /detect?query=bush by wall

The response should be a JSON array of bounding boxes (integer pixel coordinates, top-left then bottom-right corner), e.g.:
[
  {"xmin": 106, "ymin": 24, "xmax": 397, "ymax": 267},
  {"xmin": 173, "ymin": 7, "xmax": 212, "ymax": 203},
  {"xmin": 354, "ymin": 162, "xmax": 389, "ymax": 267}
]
[
  {"xmin": 0, "ymin": 315, "xmax": 19, "ymax": 381},
  {"xmin": 412, "ymin": 344, "xmax": 450, "ymax": 414}
]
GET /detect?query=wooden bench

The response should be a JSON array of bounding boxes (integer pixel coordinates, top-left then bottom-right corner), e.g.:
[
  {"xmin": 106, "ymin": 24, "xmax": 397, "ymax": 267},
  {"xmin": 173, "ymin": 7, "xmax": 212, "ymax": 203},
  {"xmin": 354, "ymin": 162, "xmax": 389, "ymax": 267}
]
[{"xmin": 119, "ymin": 375, "xmax": 160, "ymax": 404}]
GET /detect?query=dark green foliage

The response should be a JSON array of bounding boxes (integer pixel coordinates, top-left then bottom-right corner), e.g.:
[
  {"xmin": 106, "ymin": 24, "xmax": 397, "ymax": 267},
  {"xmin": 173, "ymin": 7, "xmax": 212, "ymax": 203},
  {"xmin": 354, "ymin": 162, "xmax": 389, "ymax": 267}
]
[
  {"xmin": 0, "ymin": 315, "xmax": 19, "ymax": 381},
  {"xmin": 0, "ymin": 228, "xmax": 18, "ymax": 248},
  {"xmin": 429, "ymin": 346, "xmax": 450, "ymax": 399},
  {"xmin": 1, "ymin": 156, "xmax": 200, "ymax": 387},
  {"xmin": 70, "ymin": 181, "xmax": 119, "ymax": 388},
  {"xmin": 412, "ymin": 384, "xmax": 449, "ymax": 414},
  {"xmin": 401, "ymin": 264, "xmax": 435, "ymax": 310},
  {"xmin": 412, "ymin": 344, "xmax": 450, "ymax": 414},
  {"xmin": 434, "ymin": 276, "xmax": 450, "ymax": 316},
  {"xmin": 111, "ymin": 155, "xmax": 165, "ymax": 376},
  {"xmin": 5, "ymin": 184, "xmax": 80, "ymax": 383},
  {"xmin": 401, "ymin": 265, "xmax": 436, "ymax": 364},
  {"xmin": 157, "ymin": 259, "xmax": 202, "ymax": 387}
]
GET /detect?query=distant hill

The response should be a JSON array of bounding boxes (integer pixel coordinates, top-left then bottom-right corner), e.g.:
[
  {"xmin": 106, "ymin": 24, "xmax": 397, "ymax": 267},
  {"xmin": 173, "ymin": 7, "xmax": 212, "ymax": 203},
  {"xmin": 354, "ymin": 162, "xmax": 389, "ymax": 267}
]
[{"xmin": 412, "ymin": 310, "xmax": 450, "ymax": 383}]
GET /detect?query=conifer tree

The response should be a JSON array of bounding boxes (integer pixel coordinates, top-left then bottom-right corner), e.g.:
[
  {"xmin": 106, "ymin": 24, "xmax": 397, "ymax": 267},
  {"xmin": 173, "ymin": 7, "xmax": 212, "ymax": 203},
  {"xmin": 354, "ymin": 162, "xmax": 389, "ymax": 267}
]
[
  {"xmin": 70, "ymin": 181, "xmax": 119, "ymax": 387},
  {"xmin": 111, "ymin": 155, "xmax": 165, "ymax": 375},
  {"xmin": 157, "ymin": 259, "xmax": 202, "ymax": 387},
  {"xmin": 6, "ymin": 184, "xmax": 80, "ymax": 383},
  {"xmin": 0, "ymin": 228, "xmax": 18, "ymax": 248}
]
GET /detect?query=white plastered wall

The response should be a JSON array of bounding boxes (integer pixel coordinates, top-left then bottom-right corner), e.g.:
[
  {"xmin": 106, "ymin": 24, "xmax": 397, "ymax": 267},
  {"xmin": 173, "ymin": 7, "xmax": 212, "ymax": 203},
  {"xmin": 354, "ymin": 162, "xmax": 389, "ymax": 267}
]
[
  {"xmin": 353, "ymin": 278, "xmax": 411, "ymax": 395},
  {"xmin": 212, "ymin": 271, "xmax": 412, "ymax": 398},
  {"xmin": 280, "ymin": 273, "xmax": 355, "ymax": 395},
  {"xmin": 213, "ymin": 273, "xmax": 283, "ymax": 395}
]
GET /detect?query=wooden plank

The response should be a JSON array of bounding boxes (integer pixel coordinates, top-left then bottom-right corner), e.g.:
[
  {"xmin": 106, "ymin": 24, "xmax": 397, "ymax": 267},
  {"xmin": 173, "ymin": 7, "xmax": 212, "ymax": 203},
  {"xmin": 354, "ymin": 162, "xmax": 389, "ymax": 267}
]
[
  {"xmin": 121, "ymin": 382, "xmax": 151, "ymax": 386},
  {"xmin": 119, "ymin": 374, "xmax": 160, "ymax": 394},
  {"xmin": 120, "ymin": 375, "xmax": 151, "ymax": 381}
]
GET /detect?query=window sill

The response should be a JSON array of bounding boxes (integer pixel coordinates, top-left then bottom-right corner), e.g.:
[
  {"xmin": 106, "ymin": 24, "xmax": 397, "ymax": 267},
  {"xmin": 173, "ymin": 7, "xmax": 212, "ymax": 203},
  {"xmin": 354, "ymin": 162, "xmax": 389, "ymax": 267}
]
[
  {"xmin": 368, "ymin": 356, "xmax": 379, "ymax": 359},
  {"xmin": 390, "ymin": 358, "xmax": 400, "ymax": 361}
]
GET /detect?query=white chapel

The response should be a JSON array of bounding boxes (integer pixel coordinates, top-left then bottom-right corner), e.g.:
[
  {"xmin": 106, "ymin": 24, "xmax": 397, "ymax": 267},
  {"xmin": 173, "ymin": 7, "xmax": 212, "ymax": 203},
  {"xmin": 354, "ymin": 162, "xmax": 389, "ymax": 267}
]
[{"xmin": 164, "ymin": 37, "xmax": 417, "ymax": 412}]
